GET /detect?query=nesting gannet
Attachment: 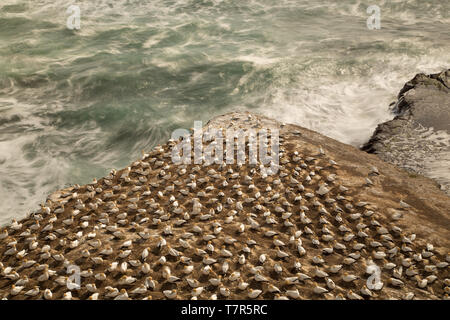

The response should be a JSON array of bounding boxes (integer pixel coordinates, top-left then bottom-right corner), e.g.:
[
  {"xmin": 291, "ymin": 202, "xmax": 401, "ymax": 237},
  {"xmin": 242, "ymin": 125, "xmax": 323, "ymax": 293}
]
[
  {"xmin": 229, "ymin": 271, "xmax": 240, "ymax": 282},
  {"xmin": 234, "ymin": 278, "xmax": 248, "ymax": 290},
  {"xmin": 347, "ymin": 290, "xmax": 363, "ymax": 300},
  {"xmin": 86, "ymin": 283, "xmax": 98, "ymax": 293},
  {"xmin": 219, "ymin": 286, "xmax": 231, "ymax": 297},
  {"xmin": 114, "ymin": 289, "xmax": 129, "ymax": 300},
  {"xmin": 119, "ymin": 275, "xmax": 137, "ymax": 285},
  {"xmin": 312, "ymin": 255, "xmax": 325, "ymax": 264},
  {"xmin": 286, "ymin": 289, "xmax": 301, "ymax": 299},
  {"xmin": 360, "ymin": 285, "xmax": 372, "ymax": 297},
  {"xmin": 389, "ymin": 278, "xmax": 404, "ymax": 287},
  {"xmin": 186, "ymin": 278, "xmax": 200, "ymax": 288},
  {"xmin": 415, "ymin": 276, "xmax": 428, "ymax": 289},
  {"xmin": 267, "ymin": 284, "xmax": 281, "ymax": 293},
  {"xmin": 248, "ymin": 289, "xmax": 262, "ymax": 299},
  {"xmin": 43, "ymin": 289, "xmax": 52, "ymax": 300},
  {"xmin": 24, "ymin": 286, "xmax": 40, "ymax": 297},
  {"xmin": 326, "ymin": 278, "xmax": 336, "ymax": 290},
  {"xmin": 10, "ymin": 285, "xmax": 24, "ymax": 296},
  {"xmin": 313, "ymin": 284, "xmax": 328, "ymax": 295},
  {"xmin": 0, "ymin": 230, "xmax": 8, "ymax": 240},
  {"xmin": 254, "ymin": 273, "xmax": 269, "ymax": 282},
  {"xmin": 62, "ymin": 292, "xmax": 73, "ymax": 300},
  {"xmin": 191, "ymin": 287, "xmax": 204, "ymax": 297},
  {"xmin": 131, "ymin": 285, "xmax": 148, "ymax": 295},
  {"xmin": 314, "ymin": 268, "xmax": 328, "ymax": 278}
]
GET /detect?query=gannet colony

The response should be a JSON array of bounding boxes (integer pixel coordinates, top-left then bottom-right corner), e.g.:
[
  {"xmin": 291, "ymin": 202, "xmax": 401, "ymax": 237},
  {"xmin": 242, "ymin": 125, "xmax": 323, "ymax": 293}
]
[{"xmin": 0, "ymin": 112, "xmax": 448, "ymax": 300}]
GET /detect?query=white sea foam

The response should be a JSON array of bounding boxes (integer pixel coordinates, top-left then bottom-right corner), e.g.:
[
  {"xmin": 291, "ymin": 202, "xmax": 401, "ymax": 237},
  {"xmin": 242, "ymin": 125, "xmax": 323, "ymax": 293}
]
[{"xmin": 253, "ymin": 52, "xmax": 449, "ymax": 146}]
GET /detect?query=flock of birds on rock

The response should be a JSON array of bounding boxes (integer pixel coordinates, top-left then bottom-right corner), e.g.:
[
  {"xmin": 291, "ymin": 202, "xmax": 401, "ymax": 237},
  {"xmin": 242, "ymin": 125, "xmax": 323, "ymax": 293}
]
[{"xmin": 0, "ymin": 119, "xmax": 449, "ymax": 300}]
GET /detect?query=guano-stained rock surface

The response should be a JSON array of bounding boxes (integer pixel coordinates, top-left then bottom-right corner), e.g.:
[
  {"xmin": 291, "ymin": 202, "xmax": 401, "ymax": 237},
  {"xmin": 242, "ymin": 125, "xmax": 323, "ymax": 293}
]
[{"xmin": 0, "ymin": 111, "xmax": 449, "ymax": 300}]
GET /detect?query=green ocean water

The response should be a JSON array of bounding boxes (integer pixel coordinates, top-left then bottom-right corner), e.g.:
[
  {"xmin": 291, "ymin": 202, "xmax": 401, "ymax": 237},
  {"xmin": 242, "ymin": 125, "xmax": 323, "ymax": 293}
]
[{"xmin": 0, "ymin": 0, "xmax": 449, "ymax": 224}]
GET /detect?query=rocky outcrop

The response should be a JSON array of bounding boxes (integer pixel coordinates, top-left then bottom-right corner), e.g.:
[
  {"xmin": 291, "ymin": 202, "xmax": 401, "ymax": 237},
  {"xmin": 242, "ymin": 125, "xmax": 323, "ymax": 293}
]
[
  {"xmin": 362, "ymin": 69, "xmax": 450, "ymax": 194},
  {"xmin": 0, "ymin": 112, "xmax": 449, "ymax": 300}
]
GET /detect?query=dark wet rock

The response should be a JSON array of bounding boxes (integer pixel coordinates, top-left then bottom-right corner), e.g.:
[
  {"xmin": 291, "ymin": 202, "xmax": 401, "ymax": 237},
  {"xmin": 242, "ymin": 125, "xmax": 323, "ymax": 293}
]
[{"xmin": 362, "ymin": 69, "xmax": 450, "ymax": 194}]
